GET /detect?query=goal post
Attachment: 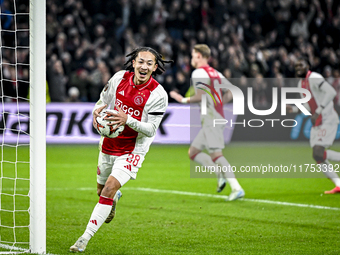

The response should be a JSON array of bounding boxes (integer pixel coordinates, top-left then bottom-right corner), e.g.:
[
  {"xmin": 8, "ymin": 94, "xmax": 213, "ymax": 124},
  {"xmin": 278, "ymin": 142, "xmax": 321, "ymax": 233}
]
[
  {"xmin": 0, "ymin": 0, "xmax": 46, "ymax": 253},
  {"xmin": 29, "ymin": 0, "xmax": 46, "ymax": 253}
]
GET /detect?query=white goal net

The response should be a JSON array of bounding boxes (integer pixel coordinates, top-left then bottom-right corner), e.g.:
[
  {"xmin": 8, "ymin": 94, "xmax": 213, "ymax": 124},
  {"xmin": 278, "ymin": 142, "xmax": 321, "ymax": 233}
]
[{"xmin": 0, "ymin": 0, "xmax": 45, "ymax": 253}]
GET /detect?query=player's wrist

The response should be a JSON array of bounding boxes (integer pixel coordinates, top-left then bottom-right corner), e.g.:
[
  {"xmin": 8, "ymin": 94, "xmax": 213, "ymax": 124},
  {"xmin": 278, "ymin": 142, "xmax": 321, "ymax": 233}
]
[
  {"xmin": 125, "ymin": 115, "xmax": 133, "ymax": 125},
  {"xmin": 181, "ymin": 98, "xmax": 190, "ymax": 104},
  {"xmin": 290, "ymin": 106, "xmax": 299, "ymax": 113},
  {"xmin": 315, "ymin": 105, "xmax": 324, "ymax": 115}
]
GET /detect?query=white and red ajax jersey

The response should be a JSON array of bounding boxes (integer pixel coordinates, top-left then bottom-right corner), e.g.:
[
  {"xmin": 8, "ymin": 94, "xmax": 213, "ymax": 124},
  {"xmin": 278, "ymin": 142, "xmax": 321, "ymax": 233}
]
[
  {"xmin": 94, "ymin": 70, "xmax": 168, "ymax": 156},
  {"xmin": 192, "ymin": 65, "xmax": 228, "ymax": 124},
  {"xmin": 298, "ymin": 70, "xmax": 339, "ymax": 126}
]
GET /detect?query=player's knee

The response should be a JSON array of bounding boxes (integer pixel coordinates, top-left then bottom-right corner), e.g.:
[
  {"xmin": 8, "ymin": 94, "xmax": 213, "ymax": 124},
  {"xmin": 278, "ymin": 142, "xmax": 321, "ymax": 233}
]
[
  {"xmin": 101, "ymin": 185, "xmax": 117, "ymax": 198},
  {"xmin": 188, "ymin": 147, "xmax": 201, "ymax": 160},
  {"xmin": 188, "ymin": 148, "xmax": 192, "ymax": 159},
  {"xmin": 101, "ymin": 176, "xmax": 121, "ymax": 198},
  {"xmin": 312, "ymin": 146, "xmax": 325, "ymax": 162}
]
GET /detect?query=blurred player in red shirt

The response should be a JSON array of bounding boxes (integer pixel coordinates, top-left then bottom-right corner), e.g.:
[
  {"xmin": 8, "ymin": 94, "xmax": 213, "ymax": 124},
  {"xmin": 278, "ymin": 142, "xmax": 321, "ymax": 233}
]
[
  {"xmin": 290, "ymin": 57, "xmax": 340, "ymax": 194},
  {"xmin": 171, "ymin": 44, "xmax": 245, "ymax": 201}
]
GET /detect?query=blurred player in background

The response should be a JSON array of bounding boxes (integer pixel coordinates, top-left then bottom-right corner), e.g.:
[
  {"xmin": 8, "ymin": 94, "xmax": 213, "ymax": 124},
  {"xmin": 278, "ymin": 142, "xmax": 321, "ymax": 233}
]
[
  {"xmin": 170, "ymin": 44, "xmax": 245, "ymax": 201},
  {"xmin": 288, "ymin": 57, "xmax": 340, "ymax": 194},
  {"xmin": 70, "ymin": 47, "xmax": 172, "ymax": 252}
]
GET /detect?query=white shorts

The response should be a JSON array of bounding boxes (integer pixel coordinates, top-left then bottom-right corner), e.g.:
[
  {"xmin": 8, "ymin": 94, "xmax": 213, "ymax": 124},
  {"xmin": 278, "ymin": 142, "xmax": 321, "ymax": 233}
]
[
  {"xmin": 191, "ymin": 124, "xmax": 225, "ymax": 153},
  {"xmin": 310, "ymin": 123, "xmax": 337, "ymax": 148},
  {"xmin": 97, "ymin": 151, "xmax": 145, "ymax": 187}
]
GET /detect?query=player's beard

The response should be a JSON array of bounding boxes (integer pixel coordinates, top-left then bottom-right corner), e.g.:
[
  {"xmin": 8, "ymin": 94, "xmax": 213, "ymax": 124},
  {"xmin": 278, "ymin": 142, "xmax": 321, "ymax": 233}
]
[{"xmin": 296, "ymin": 70, "xmax": 307, "ymax": 78}]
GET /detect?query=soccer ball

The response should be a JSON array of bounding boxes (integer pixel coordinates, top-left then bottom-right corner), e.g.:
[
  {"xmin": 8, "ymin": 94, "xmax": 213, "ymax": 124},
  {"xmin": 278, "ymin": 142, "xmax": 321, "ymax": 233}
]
[{"xmin": 95, "ymin": 109, "xmax": 125, "ymax": 138}]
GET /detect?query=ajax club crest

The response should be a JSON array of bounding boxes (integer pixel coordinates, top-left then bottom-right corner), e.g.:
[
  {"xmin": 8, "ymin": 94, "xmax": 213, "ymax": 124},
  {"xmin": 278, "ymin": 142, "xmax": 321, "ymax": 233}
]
[{"xmin": 134, "ymin": 92, "xmax": 145, "ymax": 105}]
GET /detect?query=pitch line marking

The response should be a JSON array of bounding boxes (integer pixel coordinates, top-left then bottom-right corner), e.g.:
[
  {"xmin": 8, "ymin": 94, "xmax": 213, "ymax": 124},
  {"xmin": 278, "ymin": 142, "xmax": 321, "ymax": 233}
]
[
  {"xmin": 0, "ymin": 244, "xmax": 56, "ymax": 255},
  {"xmin": 13, "ymin": 186, "xmax": 338, "ymax": 211},
  {"xmin": 0, "ymin": 243, "xmax": 28, "ymax": 253},
  {"xmin": 0, "ymin": 244, "xmax": 57, "ymax": 255},
  {"xmin": 0, "ymin": 243, "xmax": 56, "ymax": 255},
  {"xmin": 122, "ymin": 187, "xmax": 340, "ymax": 211}
]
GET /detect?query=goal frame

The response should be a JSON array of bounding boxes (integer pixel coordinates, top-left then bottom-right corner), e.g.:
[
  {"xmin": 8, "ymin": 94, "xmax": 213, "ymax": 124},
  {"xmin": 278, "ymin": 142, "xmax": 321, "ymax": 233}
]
[{"xmin": 29, "ymin": 0, "xmax": 46, "ymax": 253}]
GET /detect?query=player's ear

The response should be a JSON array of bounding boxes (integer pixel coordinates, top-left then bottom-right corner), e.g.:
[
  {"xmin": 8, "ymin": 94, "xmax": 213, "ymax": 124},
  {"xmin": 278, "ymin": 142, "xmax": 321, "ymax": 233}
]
[
  {"xmin": 132, "ymin": 59, "xmax": 136, "ymax": 68},
  {"xmin": 153, "ymin": 64, "xmax": 158, "ymax": 72}
]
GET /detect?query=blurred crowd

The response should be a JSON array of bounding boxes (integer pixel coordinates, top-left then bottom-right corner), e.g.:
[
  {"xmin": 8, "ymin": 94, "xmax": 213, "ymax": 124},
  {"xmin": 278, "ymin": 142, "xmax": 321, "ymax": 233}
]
[{"xmin": 1, "ymin": 0, "xmax": 340, "ymax": 105}]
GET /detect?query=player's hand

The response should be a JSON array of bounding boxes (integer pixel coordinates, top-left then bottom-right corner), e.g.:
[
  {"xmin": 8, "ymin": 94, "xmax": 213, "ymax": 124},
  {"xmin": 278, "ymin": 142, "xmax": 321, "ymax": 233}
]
[
  {"xmin": 222, "ymin": 90, "xmax": 232, "ymax": 104},
  {"xmin": 311, "ymin": 113, "xmax": 319, "ymax": 125},
  {"xmin": 286, "ymin": 105, "xmax": 293, "ymax": 113},
  {"xmin": 92, "ymin": 104, "xmax": 107, "ymax": 129},
  {"xmin": 170, "ymin": 91, "xmax": 183, "ymax": 103},
  {"xmin": 106, "ymin": 105, "xmax": 127, "ymax": 131}
]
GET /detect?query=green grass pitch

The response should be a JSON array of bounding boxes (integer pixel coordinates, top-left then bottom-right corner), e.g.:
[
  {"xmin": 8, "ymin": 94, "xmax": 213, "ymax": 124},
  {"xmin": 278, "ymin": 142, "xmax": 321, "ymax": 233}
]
[{"xmin": 1, "ymin": 143, "xmax": 340, "ymax": 254}]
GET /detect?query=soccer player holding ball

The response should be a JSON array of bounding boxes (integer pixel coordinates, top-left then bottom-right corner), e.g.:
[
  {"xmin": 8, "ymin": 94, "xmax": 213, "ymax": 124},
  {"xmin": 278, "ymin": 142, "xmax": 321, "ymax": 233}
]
[
  {"xmin": 289, "ymin": 57, "xmax": 340, "ymax": 194},
  {"xmin": 170, "ymin": 44, "xmax": 245, "ymax": 201},
  {"xmin": 70, "ymin": 47, "xmax": 172, "ymax": 252}
]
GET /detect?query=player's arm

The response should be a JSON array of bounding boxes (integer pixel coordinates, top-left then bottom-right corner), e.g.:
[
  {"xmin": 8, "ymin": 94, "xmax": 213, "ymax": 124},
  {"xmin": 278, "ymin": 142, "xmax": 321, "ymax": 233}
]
[
  {"xmin": 93, "ymin": 97, "xmax": 110, "ymax": 129},
  {"xmin": 107, "ymin": 104, "xmax": 164, "ymax": 137},
  {"xmin": 92, "ymin": 71, "xmax": 125, "ymax": 128},
  {"xmin": 286, "ymin": 102, "xmax": 311, "ymax": 114},
  {"xmin": 286, "ymin": 80, "xmax": 311, "ymax": 114},
  {"xmin": 170, "ymin": 69, "xmax": 208, "ymax": 104},
  {"xmin": 311, "ymin": 79, "xmax": 337, "ymax": 124},
  {"xmin": 123, "ymin": 89, "xmax": 168, "ymax": 137},
  {"xmin": 92, "ymin": 87, "xmax": 110, "ymax": 129},
  {"xmin": 315, "ymin": 80, "xmax": 337, "ymax": 114},
  {"xmin": 105, "ymin": 104, "xmax": 162, "ymax": 136},
  {"xmin": 222, "ymin": 90, "xmax": 232, "ymax": 104},
  {"xmin": 219, "ymin": 72, "xmax": 234, "ymax": 104},
  {"xmin": 126, "ymin": 111, "xmax": 164, "ymax": 137},
  {"xmin": 170, "ymin": 89, "xmax": 204, "ymax": 104}
]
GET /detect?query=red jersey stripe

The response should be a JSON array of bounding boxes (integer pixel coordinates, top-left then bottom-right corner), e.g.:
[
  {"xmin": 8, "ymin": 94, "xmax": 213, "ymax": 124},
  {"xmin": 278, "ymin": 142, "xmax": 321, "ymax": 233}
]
[
  {"xmin": 200, "ymin": 65, "xmax": 224, "ymax": 118},
  {"xmin": 301, "ymin": 71, "xmax": 322, "ymax": 126}
]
